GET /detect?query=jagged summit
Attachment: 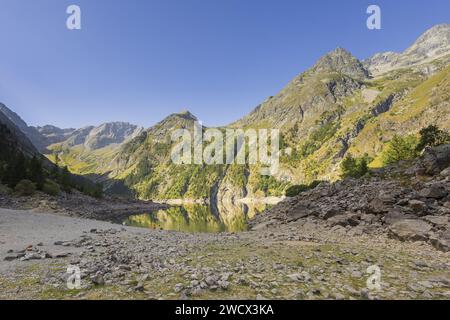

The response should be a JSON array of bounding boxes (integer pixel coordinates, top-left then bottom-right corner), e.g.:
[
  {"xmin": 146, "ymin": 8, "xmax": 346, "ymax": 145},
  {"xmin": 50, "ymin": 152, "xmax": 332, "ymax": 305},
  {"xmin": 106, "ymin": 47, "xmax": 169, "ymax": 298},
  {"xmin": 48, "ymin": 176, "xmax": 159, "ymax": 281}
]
[
  {"xmin": 172, "ymin": 110, "xmax": 198, "ymax": 121},
  {"xmin": 145, "ymin": 110, "xmax": 199, "ymax": 142},
  {"xmin": 84, "ymin": 122, "xmax": 143, "ymax": 150},
  {"xmin": 311, "ymin": 47, "xmax": 369, "ymax": 80},
  {"xmin": 405, "ymin": 23, "xmax": 450, "ymax": 56},
  {"xmin": 364, "ymin": 24, "xmax": 450, "ymax": 76}
]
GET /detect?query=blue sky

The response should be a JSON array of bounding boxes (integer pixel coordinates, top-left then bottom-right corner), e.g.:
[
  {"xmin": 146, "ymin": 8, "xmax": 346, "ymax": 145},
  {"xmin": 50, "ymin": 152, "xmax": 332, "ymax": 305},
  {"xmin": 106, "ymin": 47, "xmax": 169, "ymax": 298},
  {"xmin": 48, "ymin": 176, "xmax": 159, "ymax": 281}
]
[{"xmin": 0, "ymin": 0, "xmax": 449, "ymax": 129}]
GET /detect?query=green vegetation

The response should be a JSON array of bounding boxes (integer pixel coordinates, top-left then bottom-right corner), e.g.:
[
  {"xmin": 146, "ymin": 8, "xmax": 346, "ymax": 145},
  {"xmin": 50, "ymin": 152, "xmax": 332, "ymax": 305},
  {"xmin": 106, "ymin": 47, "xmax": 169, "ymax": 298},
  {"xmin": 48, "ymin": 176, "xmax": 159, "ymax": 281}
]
[
  {"xmin": 42, "ymin": 179, "xmax": 61, "ymax": 196},
  {"xmin": 381, "ymin": 135, "xmax": 419, "ymax": 166},
  {"xmin": 298, "ymin": 121, "xmax": 340, "ymax": 158},
  {"xmin": 416, "ymin": 125, "xmax": 450, "ymax": 152},
  {"xmin": 0, "ymin": 124, "xmax": 45, "ymax": 190},
  {"xmin": 381, "ymin": 135, "xmax": 419, "ymax": 165},
  {"xmin": 285, "ymin": 180, "xmax": 322, "ymax": 197},
  {"xmin": 340, "ymin": 154, "xmax": 371, "ymax": 178},
  {"xmin": 0, "ymin": 123, "xmax": 103, "ymax": 199},
  {"xmin": 253, "ymin": 174, "xmax": 288, "ymax": 197},
  {"xmin": 14, "ymin": 179, "xmax": 36, "ymax": 196}
]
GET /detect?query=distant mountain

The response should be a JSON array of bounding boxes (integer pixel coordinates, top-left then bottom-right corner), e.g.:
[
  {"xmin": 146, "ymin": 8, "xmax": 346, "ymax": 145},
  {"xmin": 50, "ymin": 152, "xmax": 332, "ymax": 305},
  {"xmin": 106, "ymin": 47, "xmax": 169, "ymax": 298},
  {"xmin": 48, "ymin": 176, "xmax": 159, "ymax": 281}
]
[
  {"xmin": 84, "ymin": 122, "xmax": 143, "ymax": 150},
  {"xmin": 363, "ymin": 24, "xmax": 450, "ymax": 76},
  {"xmin": 34, "ymin": 125, "xmax": 76, "ymax": 146},
  {"xmin": 20, "ymin": 24, "xmax": 450, "ymax": 202}
]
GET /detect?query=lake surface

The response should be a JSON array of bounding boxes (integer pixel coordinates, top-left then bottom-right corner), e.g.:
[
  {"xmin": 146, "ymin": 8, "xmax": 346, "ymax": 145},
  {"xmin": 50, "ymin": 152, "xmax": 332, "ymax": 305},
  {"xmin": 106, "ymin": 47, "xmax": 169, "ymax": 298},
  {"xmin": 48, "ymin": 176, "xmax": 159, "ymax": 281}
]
[{"xmin": 123, "ymin": 202, "xmax": 269, "ymax": 233}]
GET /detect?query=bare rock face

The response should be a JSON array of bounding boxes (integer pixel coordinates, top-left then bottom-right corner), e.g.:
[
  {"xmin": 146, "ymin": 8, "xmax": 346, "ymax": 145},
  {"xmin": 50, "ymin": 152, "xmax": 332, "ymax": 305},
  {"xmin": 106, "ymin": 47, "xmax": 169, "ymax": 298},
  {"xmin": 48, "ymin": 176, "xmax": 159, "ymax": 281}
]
[
  {"xmin": 34, "ymin": 125, "xmax": 76, "ymax": 145},
  {"xmin": 364, "ymin": 24, "xmax": 450, "ymax": 76},
  {"xmin": 311, "ymin": 47, "xmax": 369, "ymax": 80},
  {"xmin": 84, "ymin": 122, "xmax": 143, "ymax": 150}
]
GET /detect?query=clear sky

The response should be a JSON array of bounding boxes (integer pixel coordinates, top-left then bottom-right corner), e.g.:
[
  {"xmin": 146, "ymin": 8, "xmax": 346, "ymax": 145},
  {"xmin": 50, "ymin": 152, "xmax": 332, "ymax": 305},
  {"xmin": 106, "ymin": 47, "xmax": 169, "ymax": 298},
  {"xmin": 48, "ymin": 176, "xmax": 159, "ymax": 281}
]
[{"xmin": 0, "ymin": 0, "xmax": 449, "ymax": 129}]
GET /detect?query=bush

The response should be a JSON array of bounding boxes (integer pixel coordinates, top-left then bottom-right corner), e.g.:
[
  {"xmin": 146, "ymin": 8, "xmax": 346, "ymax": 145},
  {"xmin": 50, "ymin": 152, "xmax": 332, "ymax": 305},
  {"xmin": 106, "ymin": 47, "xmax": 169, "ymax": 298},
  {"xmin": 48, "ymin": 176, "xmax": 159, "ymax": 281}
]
[
  {"xmin": 341, "ymin": 154, "xmax": 370, "ymax": 178},
  {"xmin": 285, "ymin": 180, "xmax": 323, "ymax": 197},
  {"xmin": 416, "ymin": 125, "xmax": 450, "ymax": 151},
  {"xmin": 381, "ymin": 135, "xmax": 419, "ymax": 165},
  {"xmin": 43, "ymin": 180, "xmax": 61, "ymax": 196},
  {"xmin": 82, "ymin": 182, "xmax": 104, "ymax": 199},
  {"xmin": 285, "ymin": 184, "xmax": 309, "ymax": 197},
  {"xmin": 14, "ymin": 179, "xmax": 36, "ymax": 196}
]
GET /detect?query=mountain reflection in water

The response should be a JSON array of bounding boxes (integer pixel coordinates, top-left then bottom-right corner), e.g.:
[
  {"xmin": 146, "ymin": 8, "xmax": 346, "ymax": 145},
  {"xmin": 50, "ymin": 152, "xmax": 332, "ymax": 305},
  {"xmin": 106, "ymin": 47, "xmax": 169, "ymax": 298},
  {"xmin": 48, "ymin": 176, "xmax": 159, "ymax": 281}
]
[{"xmin": 123, "ymin": 202, "xmax": 269, "ymax": 233}]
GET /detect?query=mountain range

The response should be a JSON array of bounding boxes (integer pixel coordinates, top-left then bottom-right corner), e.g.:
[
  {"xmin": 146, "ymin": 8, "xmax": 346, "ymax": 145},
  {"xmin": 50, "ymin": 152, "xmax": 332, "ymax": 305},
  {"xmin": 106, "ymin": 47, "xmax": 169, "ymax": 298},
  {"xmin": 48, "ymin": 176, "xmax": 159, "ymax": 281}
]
[{"xmin": 1, "ymin": 24, "xmax": 449, "ymax": 202}]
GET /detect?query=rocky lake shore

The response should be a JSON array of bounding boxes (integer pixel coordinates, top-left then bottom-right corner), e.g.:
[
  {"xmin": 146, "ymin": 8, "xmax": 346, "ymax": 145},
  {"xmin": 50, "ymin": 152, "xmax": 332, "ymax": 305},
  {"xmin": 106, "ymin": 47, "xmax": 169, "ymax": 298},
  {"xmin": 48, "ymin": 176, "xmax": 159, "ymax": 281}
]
[{"xmin": 0, "ymin": 146, "xmax": 449, "ymax": 300}]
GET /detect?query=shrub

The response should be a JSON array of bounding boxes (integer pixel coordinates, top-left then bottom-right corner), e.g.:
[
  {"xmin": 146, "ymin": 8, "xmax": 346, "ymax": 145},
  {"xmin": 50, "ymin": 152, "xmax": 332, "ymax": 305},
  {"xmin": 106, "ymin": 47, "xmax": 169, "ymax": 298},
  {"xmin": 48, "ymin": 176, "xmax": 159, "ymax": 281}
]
[
  {"xmin": 43, "ymin": 180, "xmax": 61, "ymax": 196},
  {"xmin": 82, "ymin": 182, "xmax": 104, "ymax": 199},
  {"xmin": 416, "ymin": 125, "xmax": 450, "ymax": 152},
  {"xmin": 285, "ymin": 180, "xmax": 323, "ymax": 197},
  {"xmin": 285, "ymin": 184, "xmax": 309, "ymax": 197},
  {"xmin": 341, "ymin": 154, "xmax": 370, "ymax": 178},
  {"xmin": 381, "ymin": 135, "xmax": 419, "ymax": 165},
  {"xmin": 14, "ymin": 179, "xmax": 36, "ymax": 196}
]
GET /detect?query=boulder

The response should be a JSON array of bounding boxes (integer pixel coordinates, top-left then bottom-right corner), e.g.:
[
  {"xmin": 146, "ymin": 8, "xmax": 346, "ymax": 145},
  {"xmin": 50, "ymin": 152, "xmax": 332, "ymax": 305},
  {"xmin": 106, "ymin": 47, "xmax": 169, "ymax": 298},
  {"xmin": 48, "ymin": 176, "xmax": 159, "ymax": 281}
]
[
  {"xmin": 420, "ymin": 144, "xmax": 450, "ymax": 175},
  {"xmin": 368, "ymin": 198, "xmax": 390, "ymax": 214},
  {"xmin": 408, "ymin": 200, "xmax": 428, "ymax": 215},
  {"xmin": 422, "ymin": 216, "xmax": 449, "ymax": 227},
  {"xmin": 384, "ymin": 211, "xmax": 417, "ymax": 225},
  {"xmin": 327, "ymin": 213, "xmax": 360, "ymax": 227},
  {"xmin": 321, "ymin": 206, "xmax": 341, "ymax": 219},
  {"xmin": 418, "ymin": 185, "xmax": 447, "ymax": 199},
  {"xmin": 429, "ymin": 231, "xmax": 450, "ymax": 252},
  {"xmin": 389, "ymin": 219, "xmax": 432, "ymax": 242}
]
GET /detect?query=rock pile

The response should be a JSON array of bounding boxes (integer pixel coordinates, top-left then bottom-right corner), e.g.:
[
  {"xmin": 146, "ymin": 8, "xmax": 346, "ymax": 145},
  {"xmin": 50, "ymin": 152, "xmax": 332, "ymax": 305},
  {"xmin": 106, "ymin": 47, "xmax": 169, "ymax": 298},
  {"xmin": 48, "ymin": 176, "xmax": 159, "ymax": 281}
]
[{"xmin": 250, "ymin": 145, "xmax": 450, "ymax": 252}]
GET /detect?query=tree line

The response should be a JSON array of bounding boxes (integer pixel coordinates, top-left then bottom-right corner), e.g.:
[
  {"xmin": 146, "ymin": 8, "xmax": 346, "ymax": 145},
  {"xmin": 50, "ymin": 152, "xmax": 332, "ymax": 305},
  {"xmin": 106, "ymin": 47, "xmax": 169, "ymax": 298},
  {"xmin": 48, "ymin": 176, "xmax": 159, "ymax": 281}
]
[{"xmin": 0, "ymin": 124, "xmax": 103, "ymax": 198}]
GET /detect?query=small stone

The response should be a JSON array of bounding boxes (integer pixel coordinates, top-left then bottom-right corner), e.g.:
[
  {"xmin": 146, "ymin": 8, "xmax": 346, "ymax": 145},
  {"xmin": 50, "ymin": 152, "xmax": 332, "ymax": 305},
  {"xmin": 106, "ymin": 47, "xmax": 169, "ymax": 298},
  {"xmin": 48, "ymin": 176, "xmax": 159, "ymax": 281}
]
[
  {"xmin": 205, "ymin": 276, "xmax": 217, "ymax": 286},
  {"xmin": 174, "ymin": 283, "xmax": 184, "ymax": 293},
  {"xmin": 219, "ymin": 280, "xmax": 229, "ymax": 290},
  {"xmin": 332, "ymin": 292, "xmax": 346, "ymax": 300},
  {"xmin": 91, "ymin": 274, "xmax": 105, "ymax": 286},
  {"xmin": 4, "ymin": 255, "xmax": 18, "ymax": 261}
]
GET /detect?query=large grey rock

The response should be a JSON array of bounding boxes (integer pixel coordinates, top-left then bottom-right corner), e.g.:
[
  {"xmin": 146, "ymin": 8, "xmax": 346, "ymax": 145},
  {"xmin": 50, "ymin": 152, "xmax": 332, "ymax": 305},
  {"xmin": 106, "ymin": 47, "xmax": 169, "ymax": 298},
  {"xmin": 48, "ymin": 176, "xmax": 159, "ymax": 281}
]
[
  {"xmin": 327, "ymin": 213, "xmax": 360, "ymax": 227},
  {"xmin": 384, "ymin": 211, "xmax": 417, "ymax": 225},
  {"xmin": 421, "ymin": 144, "xmax": 450, "ymax": 175},
  {"xmin": 422, "ymin": 216, "xmax": 449, "ymax": 227},
  {"xmin": 418, "ymin": 185, "xmax": 447, "ymax": 199},
  {"xmin": 389, "ymin": 219, "xmax": 432, "ymax": 241}
]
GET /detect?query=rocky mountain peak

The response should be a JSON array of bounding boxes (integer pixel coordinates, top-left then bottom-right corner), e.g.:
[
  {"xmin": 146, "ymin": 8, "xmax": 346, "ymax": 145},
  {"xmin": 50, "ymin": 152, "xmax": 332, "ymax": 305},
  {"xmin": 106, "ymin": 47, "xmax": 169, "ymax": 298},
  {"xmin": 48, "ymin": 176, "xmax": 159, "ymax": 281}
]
[
  {"xmin": 405, "ymin": 23, "xmax": 450, "ymax": 57},
  {"xmin": 311, "ymin": 47, "xmax": 369, "ymax": 80},
  {"xmin": 364, "ymin": 24, "xmax": 450, "ymax": 76},
  {"xmin": 84, "ymin": 122, "xmax": 143, "ymax": 150},
  {"xmin": 145, "ymin": 110, "xmax": 199, "ymax": 142},
  {"xmin": 173, "ymin": 110, "xmax": 198, "ymax": 121},
  {"xmin": 36, "ymin": 125, "xmax": 76, "ymax": 136}
]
